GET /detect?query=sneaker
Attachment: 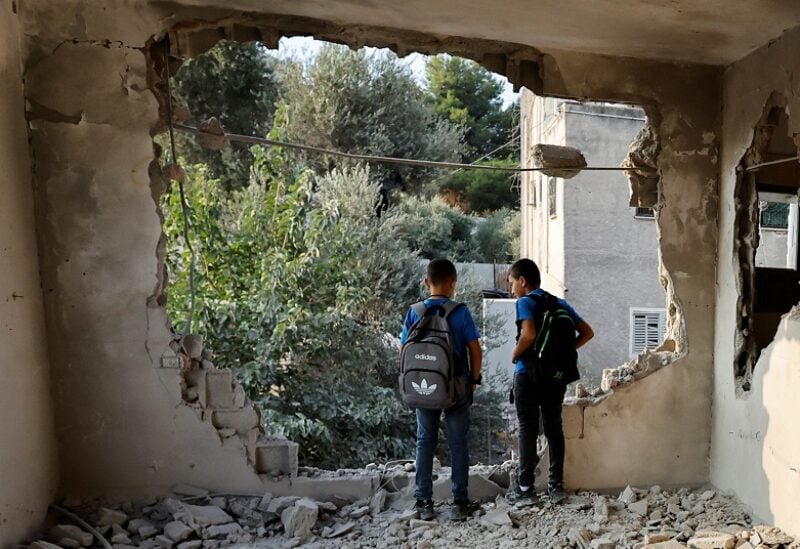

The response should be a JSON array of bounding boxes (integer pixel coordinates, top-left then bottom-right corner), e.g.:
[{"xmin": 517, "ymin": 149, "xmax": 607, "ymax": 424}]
[
  {"xmin": 548, "ymin": 483, "xmax": 567, "ymax": 504},
  {"xmin": 450, "ymin": 499, "xmax": 472, "ymax": 522},
  {"xmin": 414, "ymin": 499, "xmax": 436, "ymax": 521},
  {"xmin": 510, "ymin": 485, "xmax": 536, "ymax": 507}
]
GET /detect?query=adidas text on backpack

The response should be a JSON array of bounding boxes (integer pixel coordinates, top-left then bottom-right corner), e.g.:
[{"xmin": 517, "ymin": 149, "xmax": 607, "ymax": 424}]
[{"xmin": 399, "ymin": 301, "xmax": 468, "ymax": 410}]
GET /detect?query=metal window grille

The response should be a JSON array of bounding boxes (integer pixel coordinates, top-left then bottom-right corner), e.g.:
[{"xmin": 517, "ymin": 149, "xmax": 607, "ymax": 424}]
[
  {"xmin": 548, "ymin": 177, "xmax": 557, "ymax": 218},
  {"xmin": 635, "ymin": 207, "xmax": 655, "ymax": 218}
]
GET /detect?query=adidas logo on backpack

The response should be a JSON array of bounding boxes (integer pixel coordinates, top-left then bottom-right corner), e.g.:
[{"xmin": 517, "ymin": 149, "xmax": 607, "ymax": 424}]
[{"xmin": 399, "ymin": 300, "xmax": 467, "ymax": 410}]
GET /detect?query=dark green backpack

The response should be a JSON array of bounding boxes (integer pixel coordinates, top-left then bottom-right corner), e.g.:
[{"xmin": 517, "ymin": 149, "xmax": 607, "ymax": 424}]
[{"xmin": 517, "ymin": 291, "xmax": 580, "ymax": 384}]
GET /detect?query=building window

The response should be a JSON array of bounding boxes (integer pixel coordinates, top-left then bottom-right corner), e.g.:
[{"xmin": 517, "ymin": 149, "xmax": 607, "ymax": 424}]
[
  {"xmin": 530, "ymin": 176, "xmax": 538, "ymax": 207},
  {"xmin": 630, "ymin": 308, "xmax": 667, "ymax": 356},
  {"xmin": 548, "ymin": 177, "xmax": 557, "ymax": 218},
  {"xmin": 634, "ymin": 207, "xmax": 655, "ymax": 219}
]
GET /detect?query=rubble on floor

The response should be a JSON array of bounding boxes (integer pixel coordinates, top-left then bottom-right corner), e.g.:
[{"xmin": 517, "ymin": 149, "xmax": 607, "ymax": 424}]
[{"xmin": 25, "ymin": 474, "xmax": 798, "ymax": 549}]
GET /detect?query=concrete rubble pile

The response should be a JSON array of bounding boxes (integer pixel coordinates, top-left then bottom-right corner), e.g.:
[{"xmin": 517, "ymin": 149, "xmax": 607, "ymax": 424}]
[{"xmin": 22, "ymin": 476, "xmax": 798, "ymax": 549}]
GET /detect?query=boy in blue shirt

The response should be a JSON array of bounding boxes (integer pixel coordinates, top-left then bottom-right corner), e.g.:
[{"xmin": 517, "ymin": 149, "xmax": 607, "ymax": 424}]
[
  {"xmin": 400, "ymin": 259, "xmax": 482, "ymax": 521},
  {"xmin": 508, "ymin": 258, "xmax": 594, "ymax": 505}
]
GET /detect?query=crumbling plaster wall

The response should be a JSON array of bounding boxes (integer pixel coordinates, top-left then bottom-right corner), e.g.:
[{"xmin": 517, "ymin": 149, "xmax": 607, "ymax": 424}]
[
  {"xmin": 711, "ymin": 24, "xmax": 800, "ymax": 536},
  {"xmin": 18, "ymin": 0, "xmax": 721, "ymax": 498},
  {"xmin": 20, "ymin": 5, "xmax": 269, "ymax": 498},
  {"xmin": 0, "ymin": 0, "xmax": 58, "ymax": 545}
]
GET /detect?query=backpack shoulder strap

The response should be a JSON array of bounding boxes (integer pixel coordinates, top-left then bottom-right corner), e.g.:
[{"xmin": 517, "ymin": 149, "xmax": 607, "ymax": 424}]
[
  {"xmin": 441, "ymin": 301, "xmax": 465, "ymax": 319},
  {"xmin": 410, "ymin": 301, "xmax": 427, "ymax": 319}
]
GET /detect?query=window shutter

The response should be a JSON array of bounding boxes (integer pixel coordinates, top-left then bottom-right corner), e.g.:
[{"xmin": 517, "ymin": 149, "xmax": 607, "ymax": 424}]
[{"xmin": 631, "ymin": 309, "xmax": 667, "ymax": 355}]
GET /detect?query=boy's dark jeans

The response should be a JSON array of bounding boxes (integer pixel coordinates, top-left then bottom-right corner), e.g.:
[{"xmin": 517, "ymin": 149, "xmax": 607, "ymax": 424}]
[{"xmin": 514, "ymin": 372, "xmax": 567, "ymax": 489}]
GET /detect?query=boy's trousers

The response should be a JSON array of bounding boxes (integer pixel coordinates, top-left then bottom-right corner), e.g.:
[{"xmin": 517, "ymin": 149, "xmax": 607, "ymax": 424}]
[
  {"xmin": 414, "ymin": 400, "xmax": 470, "ymax": 502},
  {"xmin": 513, "ymin": 371, "xmax": 567, "ymax": 489}
]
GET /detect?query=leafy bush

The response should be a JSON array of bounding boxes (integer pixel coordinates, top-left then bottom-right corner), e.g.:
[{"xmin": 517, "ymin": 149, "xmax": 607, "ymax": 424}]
[
  {"xmin": 163, "ymin": 156, "xmax": 424, "ymax": 467},
  {"xmin": 474, "ymin": 208, "xmax": 521, "ymax": 263}
]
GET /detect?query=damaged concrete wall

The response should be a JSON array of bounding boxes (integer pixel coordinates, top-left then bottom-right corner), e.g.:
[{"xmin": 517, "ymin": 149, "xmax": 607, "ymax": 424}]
[
  {"xmin": 712, "ymin": 24, "xmax": 800, "ymax": 536},
  {"xmin": 15, "ymin": 0, "xmax": 722, "ymax": 502},
  {"xmin": 0, "ymin": 0, "xmax": 58, "ymax": 544},
  {"xmin": 20, "ymin": 5, "xmax": 273, "ymax": 498}
]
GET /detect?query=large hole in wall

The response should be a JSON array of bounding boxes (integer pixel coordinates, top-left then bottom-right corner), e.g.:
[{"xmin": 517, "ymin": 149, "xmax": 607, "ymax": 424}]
[
  {"xmin": 521, "ymin": 96, "xmax": 670, "ymax": 388},
  {"xmin": 147, "ymin": 29, "xmax": 531, "ymax": 471},
  {"xmin": 143, "ymin": 17, "xmax": 684, "ymax": 477},
  {"xmin": 734, "ymin": 98, "xmax": 800, "ymax": 389}
]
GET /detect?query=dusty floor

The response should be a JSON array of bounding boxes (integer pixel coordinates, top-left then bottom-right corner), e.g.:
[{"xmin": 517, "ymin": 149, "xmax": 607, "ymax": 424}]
[{"xmin": 28, "ymin": 468, "xmax": 798, "ymax": 549}]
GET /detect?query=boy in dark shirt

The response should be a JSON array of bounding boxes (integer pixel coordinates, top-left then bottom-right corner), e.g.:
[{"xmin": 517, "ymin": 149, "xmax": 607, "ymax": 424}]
[
  {"xmin": 508, "ymin": 258, "xmax": 594, "ymax": 504},
  {"xmin": 401, "ymin": 259, "xmax": 482, "ymax": 521}
]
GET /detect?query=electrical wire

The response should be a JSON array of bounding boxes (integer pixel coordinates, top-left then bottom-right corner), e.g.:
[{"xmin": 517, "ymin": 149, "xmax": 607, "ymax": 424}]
[
  {"xmin": 174, "ymin": 123, "xmax": 655, "ymax": 174},
  {"xmin": 164, "ymin": 40, "xmax": 197, "ymax": 335}
]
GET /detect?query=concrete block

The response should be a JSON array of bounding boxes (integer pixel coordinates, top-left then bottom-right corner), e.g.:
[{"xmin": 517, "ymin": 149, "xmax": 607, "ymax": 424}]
[
  {"xmin": 687, "ymin": 533, "xmax": 735, "ymax": 549},
  {"xmin": 562, "ymin": 404, "xmax": 584, "ymax": 439},
  {"xmin": 205, "ymin": 523, "xmax": 242, "ymax": 539},
  {"xmin": 205, "ymin": 371, "xmax": 234, "ymax": 409},
  {"xmin": 256, "ymin": 439, "xmax": 299, "ymax": 477},
  {"xmin": 185, "ymin": 369, "xmax": 207, "ymax": 408},
  {"xmin": 211, "ymin": 409, "xmax": 259, "ymax": 434},
  {"xmin": 281, "ymin": 499, "xmax": 318, "ymax": 540}
]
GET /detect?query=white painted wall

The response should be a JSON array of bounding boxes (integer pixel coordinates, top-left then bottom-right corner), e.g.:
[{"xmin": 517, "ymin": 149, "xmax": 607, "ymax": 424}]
[
  {"xmin": 482, "ymin": 298, "xmax": 517, "ymax": 383},
  {"xmin": 712, "ymin": 24, "xmax": 800, "ymax": 536},
  {"xmin": 0, "ymin": 1, "xmax": 58, "ymax": 544}
]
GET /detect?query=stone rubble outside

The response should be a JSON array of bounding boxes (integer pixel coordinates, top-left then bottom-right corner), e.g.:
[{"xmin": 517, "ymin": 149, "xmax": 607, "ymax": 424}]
[{"xmin": 26, "ymin": 465, "xmax": 798, "ymax": 549}]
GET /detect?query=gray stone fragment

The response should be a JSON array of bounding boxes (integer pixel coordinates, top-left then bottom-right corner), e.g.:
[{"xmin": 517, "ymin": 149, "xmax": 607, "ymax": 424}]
[
  {"xmin": 370, "ymin": 490, "xmax": 387, "ymax": 515},
  {"xmin": 281, "ymin": 499, "xmax": 318, "ymax": 541},
  {"xmin": 531, "ymin": 143, "xmax": 587, "ymax": 179},
  {"xmin": 266, "ymin": 496, "xmax": 300, "ymax": 515},
  {"xmin": 257, "ymin": 492, "xmax": 274, "ymax": 512},
  {"xmin": 323, "ymin": 521, "xmax": 356, "ymax": 539},
  {"xmin": 350, "ymin": 506, "xmax": 370, "ymax": 519},
  {"xmin": 127, "ymin": 518, "xmax": 153, "ymax": 534},
  {"xmin": 409, "ymin": 519, "xmax": 436, "ymax": 530},
  {"xmin": 629, "ymin": 498, "xmax": 649, "ymax": 516},
  {"xmin": 139, "ymin": 525, "xmax": 159, "ymax": 539},
  {"xmin": 204, "ymin": 523, "xmax": 243, "ymax": 539},
  {"xmin": 619, "ymin": 485, "xmax": 637, "ymax": 505},
  {"xmin": 57, "ymin": 538, "xmax": 80, "ymax": 548},
  {"xmin": 177, "ymin": 541, "xmax": 202, "ymax": 549},
  {"xmin": 164, "ymin": 521, "xmax": 194, "ymax": 542},
  {"xmin": 97, "ymin": 508, "xmax": 128, "ymax": 527},
  {"xmin": 481, "ymin": 509, "xmax": 513, "ymax": 527},
  {"xmin": 182, "ymin": 503, "xmax": 233, "ymax": 526}
]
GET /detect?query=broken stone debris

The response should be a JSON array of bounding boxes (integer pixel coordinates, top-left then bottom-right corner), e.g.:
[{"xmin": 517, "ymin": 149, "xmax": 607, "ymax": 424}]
[
  {"xmin": 531, "ymin": 143, "xmax": 588, "ymax": 179},
  {"xmin": 26, "ymin": 480, "xmax": 797, "ymax": 549}
]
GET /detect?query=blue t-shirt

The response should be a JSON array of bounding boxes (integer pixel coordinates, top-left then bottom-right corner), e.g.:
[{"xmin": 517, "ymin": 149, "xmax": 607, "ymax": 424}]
[
  {"xmin": 400, "ymin": 297, "xmax": 481, "ymax": 378},
  {"xmin": 515, "ymin": 289, "xmax": 583, "ymax": 375}
]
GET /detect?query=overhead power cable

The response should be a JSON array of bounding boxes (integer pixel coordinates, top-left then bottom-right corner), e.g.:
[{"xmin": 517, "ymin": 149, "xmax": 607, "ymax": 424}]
[
  {"xmin": 740, "ymin": 155, "xmax": 800, "ymax": 172},
  {"xmin": 173, "ymin": 123, "xmax": 655, "ymax": 174}
]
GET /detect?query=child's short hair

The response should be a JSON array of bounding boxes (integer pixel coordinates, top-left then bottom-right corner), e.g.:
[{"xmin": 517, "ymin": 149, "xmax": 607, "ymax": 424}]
[
  {"xmin": 509, "ymin": 258, "xmax": 541, "ymax": 287},
  {"xmin": 427, "ymin": 259, "xmax": 457, "ymax": 285}
]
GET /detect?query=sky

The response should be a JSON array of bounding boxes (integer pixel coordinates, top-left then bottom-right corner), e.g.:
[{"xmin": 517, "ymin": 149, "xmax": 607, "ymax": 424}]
[{"xmin": 277, "ymin": 36, "xmax": 519, "ymax": 108}]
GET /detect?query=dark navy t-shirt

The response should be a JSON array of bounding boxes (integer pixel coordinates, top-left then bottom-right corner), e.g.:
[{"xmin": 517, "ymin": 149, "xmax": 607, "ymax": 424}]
[
  {"xmin": 400, "ymin": 297, "xmax": 481, "ymax": 378},
  {"xmin": 515, "ymin": 289, "xmax": 583, "ymax": 375}
]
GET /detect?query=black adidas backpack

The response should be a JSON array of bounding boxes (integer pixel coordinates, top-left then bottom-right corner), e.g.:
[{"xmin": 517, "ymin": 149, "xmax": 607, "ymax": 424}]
[
  {"xmin": 517, "ymin": 291, "xmax": 580, "ymax": 384},
  {"xmin": 399, "ymin": 301, "xmax": 467, "ymax": 410}
]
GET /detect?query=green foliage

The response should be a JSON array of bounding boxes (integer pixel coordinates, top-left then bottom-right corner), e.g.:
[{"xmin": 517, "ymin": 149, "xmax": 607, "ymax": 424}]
[
  {"xmin": 162, "ymin": 156, "xmax": 422, "ymax": 467},
  {"xmin": 273, "ymin": 45, "xmax": 466, "ymax": 190},
  {"xmin": 425, "ymin": 56, "xmax": 516, "ymax": 158},
  {"xmin": 440, "ymin": 159, "xmax": 520, "ymax": 213},
  {"xmin": 172, "ymin": 41, "xmax": 280, "ymax": 189},
  {"xmin": 393, "ymin": 194, "xmax": 479, "ymax": 261},
  {"xmin": 474, "ymin": 208, "xmax": 521, "ymax": 263}
]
